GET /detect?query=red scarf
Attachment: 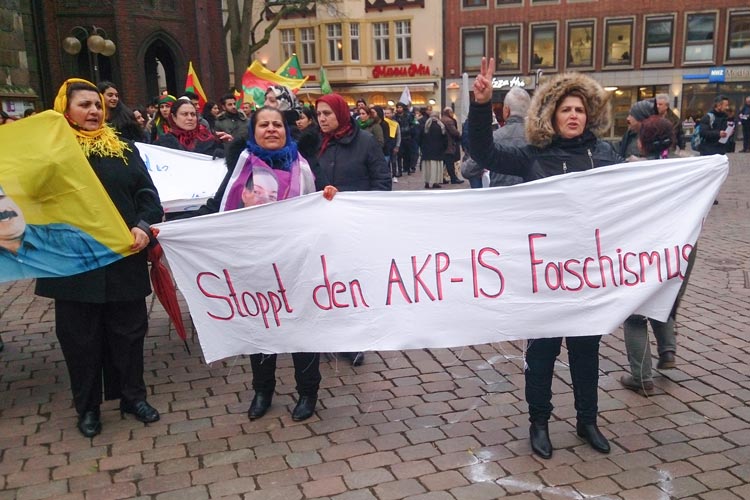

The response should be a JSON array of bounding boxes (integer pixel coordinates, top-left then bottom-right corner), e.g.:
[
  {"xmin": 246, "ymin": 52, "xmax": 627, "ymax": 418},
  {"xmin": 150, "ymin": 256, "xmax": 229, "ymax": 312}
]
[
  {"xmin": 168, "ymin": 115, "xmax": 216, "ymax": 150},
  {"xmin": 317, "ymin": 94, "xmax": 354, "ymax": 156}
]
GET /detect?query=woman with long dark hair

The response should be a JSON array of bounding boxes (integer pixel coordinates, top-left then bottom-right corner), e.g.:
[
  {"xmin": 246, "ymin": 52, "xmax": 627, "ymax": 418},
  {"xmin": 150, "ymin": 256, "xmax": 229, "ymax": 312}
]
[{"xmin": 470, "ymin": 57, "xmax": 623, "ymax": 459}]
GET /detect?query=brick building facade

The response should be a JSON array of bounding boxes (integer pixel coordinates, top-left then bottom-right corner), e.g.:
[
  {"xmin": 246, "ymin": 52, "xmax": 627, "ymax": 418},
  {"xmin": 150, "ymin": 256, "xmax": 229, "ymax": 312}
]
[
  {"xmin": 34, "ymin": 0, "xmax": 228, "ymax": 110},
  {"xmin": 445, "ymin": 0, "xmax": 750, "ymax": 140}
]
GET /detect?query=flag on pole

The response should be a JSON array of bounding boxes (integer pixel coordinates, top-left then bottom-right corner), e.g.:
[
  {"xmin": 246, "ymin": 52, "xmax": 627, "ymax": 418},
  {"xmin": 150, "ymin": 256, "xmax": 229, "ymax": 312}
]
[
  {"xmin": 399, "ymin": 86, "xmax": 412, "ymax": 106},
  {"xmin": 241, "ymin": 60, "xmax": 308, "ymax": 107},
  {"xmin": 184, "ymin": 61, "xmax": 208, "ymax": 112},
  {"xmin": 276, "ymin": 53, "xmax": 306, "ymax": 80},
  {"xmin": 319, "ymin": 67, "xmax": 332, "ymax": 95}
]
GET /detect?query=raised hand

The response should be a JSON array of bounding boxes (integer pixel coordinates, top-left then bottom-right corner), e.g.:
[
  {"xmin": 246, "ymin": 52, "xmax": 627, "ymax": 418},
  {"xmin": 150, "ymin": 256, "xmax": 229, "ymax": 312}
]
[{"xmin": 472, "ymin": 57, "xmax": 495, "ymax": 104}]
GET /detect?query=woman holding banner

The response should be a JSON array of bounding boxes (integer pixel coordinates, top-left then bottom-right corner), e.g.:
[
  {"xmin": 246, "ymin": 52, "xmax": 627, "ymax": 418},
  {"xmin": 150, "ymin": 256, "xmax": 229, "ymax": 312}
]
[
  {"xmin": 315, "ymin": 93, "xmax": 391, "ymax": 367},
  {"xmin": 620, "ymin": 116, "xmax": 685, "ymax": 395},
  {"xmin": 36, "ymin": 78, "xmax": 163, "ymax": 438},
  {"xmin": 469, "ymin": 59, "xmax": 622, "ymax": 459},
  {"xmin": 210, "ymin": 106, "xmax": 323, "ymax": 421}
]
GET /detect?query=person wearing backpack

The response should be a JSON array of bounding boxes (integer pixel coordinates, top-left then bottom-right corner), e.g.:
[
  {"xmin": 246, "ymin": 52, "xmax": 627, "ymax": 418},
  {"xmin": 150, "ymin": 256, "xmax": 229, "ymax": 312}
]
[{"xmin": 697, "ymin": 95, "xmax": 730, "ymax": 156}]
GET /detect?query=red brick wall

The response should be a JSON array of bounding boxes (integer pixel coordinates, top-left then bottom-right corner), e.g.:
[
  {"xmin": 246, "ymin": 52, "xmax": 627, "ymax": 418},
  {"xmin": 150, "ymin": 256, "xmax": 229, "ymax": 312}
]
[
  {"xmin": 41, "ymin": 0, "xmax": 227, "ymax": 108},
  {"xmin": 444, "ymin": 0, "xmax": 747, "ymax": 77}
]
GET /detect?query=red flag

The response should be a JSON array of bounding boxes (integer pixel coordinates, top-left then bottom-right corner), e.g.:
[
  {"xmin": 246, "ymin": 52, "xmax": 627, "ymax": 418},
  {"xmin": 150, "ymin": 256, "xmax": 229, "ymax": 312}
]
[{"xmin": 184, "ymin": 61, "xmax": 208, "ymax": 112}]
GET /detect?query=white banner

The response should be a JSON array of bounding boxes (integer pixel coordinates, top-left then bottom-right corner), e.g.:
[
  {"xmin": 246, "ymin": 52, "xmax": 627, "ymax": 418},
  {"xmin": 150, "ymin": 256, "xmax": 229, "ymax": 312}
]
[
  {"xmin": 156, "ymin": 156, "xmax": 727, "ymax": 363},
  {"xmin": 135, "ymin": 142, "xmax": 226, "ymax": 213}
]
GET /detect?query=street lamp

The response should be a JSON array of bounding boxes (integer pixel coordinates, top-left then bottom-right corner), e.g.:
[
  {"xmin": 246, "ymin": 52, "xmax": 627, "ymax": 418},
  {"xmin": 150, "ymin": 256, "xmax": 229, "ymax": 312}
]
[
  {"xmin": 446, "ymin": 82, "xmax": 460, "ymax": 111},
  {"xmin": 62, "ymin": 26, "xmax": 116, "ymax": 83}
]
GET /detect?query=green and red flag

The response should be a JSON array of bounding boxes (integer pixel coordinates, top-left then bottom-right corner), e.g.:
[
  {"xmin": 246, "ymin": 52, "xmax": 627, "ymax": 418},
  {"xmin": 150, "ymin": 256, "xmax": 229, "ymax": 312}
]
[
  {"xmin": 184, "ymin": 61, "xmax": 208, "ymax": 112},
  {"xmin": 241, "ymin": 60, "xmax": 308, "ymax": 107},
  {"xmin": 276, "ymin": 53, "xmax": 306, "ymax": 81}
]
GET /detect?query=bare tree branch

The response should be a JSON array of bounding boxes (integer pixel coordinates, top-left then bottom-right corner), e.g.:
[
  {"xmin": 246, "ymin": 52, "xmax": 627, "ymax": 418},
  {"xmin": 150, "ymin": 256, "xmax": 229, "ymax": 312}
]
[{"xmin": 223, "ymin": 0, "xmax": 337, "ymax": 89}]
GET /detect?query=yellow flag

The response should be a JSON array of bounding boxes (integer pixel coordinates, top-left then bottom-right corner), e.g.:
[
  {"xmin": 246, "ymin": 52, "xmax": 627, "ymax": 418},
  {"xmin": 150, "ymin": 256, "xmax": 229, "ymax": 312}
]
[{"xmin": 0, "ymin": 111, "xmax": 134, "ymax": 282}]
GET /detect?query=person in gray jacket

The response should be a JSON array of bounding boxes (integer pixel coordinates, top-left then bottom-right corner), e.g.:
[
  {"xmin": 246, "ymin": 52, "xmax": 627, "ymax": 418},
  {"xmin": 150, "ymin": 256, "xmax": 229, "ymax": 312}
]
[{"xmin": 462, "ymin": 86, "xmax": 529, "ymax": 187}]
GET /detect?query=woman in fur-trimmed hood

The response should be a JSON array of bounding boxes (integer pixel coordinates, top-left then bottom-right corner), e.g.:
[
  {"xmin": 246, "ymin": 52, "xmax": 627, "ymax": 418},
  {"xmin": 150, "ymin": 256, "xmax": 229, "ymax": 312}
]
[
  {"xmin": 469, "ymin": 65, "xmax": 622, "ymax": 182},
  {"xmin": 525, "ymin": 72, "xmax": 612, "ymax": 148},
  {"xmin": 468, "ymin": 57, "xmax": 623, "ymax": 461}
]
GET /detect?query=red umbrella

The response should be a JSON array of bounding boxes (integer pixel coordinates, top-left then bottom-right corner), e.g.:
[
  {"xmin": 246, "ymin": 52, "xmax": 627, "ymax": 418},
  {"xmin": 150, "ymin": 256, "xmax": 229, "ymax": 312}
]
[{"xmin": 147, "ymin": 242, "xmax": 191, "ymax": 354}]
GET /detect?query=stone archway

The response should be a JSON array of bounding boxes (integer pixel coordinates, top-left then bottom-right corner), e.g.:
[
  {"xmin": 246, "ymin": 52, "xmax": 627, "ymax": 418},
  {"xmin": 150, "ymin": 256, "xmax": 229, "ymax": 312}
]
[{"xmin": 139, "ymin": 33, "xmax": 185, "ymax": 102}]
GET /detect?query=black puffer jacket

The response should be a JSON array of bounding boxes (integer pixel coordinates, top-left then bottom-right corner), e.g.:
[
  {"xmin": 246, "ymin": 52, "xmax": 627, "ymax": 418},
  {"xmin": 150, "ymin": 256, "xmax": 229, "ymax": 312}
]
[
  {"xmin": 316, "ymin": 118, "xmax": 392, "ymax": 192},
  {"xmin": 469, "ymin": 72, "xmax": 622, "ymax": 181},
  {"xmin": 469, "ymin": 105, "xmax": 621, "ymax": 181}
]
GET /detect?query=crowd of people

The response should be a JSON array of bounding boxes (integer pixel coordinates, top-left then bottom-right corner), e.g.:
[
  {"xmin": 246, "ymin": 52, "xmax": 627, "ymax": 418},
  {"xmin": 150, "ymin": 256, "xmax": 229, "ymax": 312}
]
[{"xmin": 1, "ymin": 66, "xmax": 742, "ymax": 461}]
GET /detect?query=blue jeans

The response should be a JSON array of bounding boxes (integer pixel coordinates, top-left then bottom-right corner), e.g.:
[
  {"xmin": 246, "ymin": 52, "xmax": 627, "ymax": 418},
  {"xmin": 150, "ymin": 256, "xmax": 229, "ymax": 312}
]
[{"xmin": 468, "ymin": 176, "xmax": 483, "ymax": 189}]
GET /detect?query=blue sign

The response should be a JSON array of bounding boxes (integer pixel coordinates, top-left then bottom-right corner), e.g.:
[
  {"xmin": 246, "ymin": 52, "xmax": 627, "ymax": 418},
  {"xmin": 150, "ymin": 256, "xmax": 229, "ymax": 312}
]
[{"xmin": 708, "ymin": 67, "xmax": 726, "ymax": 83}]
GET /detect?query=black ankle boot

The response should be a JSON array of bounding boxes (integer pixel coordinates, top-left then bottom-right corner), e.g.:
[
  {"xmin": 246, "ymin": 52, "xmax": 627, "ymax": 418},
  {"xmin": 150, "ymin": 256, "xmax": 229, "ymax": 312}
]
[
  {"xmin": 529, "ymin": 421, "xmax": 552, "ymax": 459},
  {"xmin": 248, "ymin": 392, "xmax": 273, "ymax": 420},
  {"xmin": 120, "ymin": 400, "xmax": 160, "ymax": 423},
  {"xmin": 576, "ymin": 422, "xmax": 610, "ymax": 453},
  {"xmin": 291, "ymin": 394, "xmax": 317, "ymax": 421},
  {"xmin": 77, "ymin": 408, "xmax": 102, "ymax": 438}
]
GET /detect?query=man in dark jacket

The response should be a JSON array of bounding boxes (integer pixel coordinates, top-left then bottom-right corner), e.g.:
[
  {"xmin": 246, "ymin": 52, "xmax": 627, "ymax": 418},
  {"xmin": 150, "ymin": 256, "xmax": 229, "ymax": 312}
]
[
  {"xmin": 698, "ymin": 95, "xmax": 730, "ymax": 156},
  {"xmin": 215, "ymin": 93, "xmax": 248, "ymax": 140},
  {"xmin": 394, "ymin": 102, "xmax": 417, "ymax": 175},
  {"xmin": 739, "ymin": 96, "xmax": 750, "ymax": 153},
  {"xmin": 656, "ymin": 94, "xmax": 686, "ymax": 151}
]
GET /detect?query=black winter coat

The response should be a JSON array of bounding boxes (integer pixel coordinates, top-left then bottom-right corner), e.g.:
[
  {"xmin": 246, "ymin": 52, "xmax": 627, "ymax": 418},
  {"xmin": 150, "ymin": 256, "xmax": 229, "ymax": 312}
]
[
  {"xmin": 35, "ymin": 145, "xmax": 163, "ymax": 303},
  {"xmin": 469, "ymin": 102, "xmax": 622, "ymax": 181},
  {"xmin": 316, "ymin": 119, "xmax": 392, "ymax": 192},
  {"xmin": 420, "ymin": 121, "xmax": 447, "ymax": 161},
  {"xmin": 154, "ymin": 132, "xmax": 225, "ymax": 158},
  {"xmin": 698, "ymin": 110, "xmax": 729, "ymax": 156}
]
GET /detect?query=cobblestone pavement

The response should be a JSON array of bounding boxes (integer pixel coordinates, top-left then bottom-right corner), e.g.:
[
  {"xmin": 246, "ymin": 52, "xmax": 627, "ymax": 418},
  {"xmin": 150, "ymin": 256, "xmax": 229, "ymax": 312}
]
[{"xmin": 1, "ymin": 155, "xmax": 749, "ymax": 500}]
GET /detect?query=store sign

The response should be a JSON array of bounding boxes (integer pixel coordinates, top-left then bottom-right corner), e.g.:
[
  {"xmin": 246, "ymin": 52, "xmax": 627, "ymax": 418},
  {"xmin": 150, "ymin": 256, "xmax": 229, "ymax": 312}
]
[
  {"xmin": 708, "ymin": 67, "xmax": 726, "ymax": 83},
  {"xmin": 726, "ymin": 67, "xmax": 750, "ymax": 81},
  {"xmin": 372, "ymin": 64, "xmax": 431, "ymax": 78},
  {"xmin": 491, "ymin": 76, "xmax": 527, "ymax": 89}
]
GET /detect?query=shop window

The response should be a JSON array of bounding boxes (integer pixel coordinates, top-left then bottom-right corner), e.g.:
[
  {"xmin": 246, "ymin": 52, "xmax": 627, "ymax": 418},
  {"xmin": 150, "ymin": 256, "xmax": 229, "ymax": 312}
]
[
  {"xmin": 280, "ymin": 29, "xmax": 295, "ymax": 61},
  {"xmin": 350, "ymin": 23, "xmax": 360, "ymax": 62},
  {"xmin": 637, "ymin": 85, "xmax": 669, "ymax": 101},
  {"xmin": 727, "ymin": 11, "xmax": 750, "ymax": 61},
  {"xmin": 605, "ymin": 19, "xmax": 633, "ymax": 66},
  {"xmin": 684, "ymin": 13, "xmax": 715, "ymax": 63},
  {"xmin": 462, "ymin": 28, "xmax": 486, "ymax": 73},
  {"xmin": 567, "ymin": 21, "xmax": 594, "ymax": 68},
  {"xmin": 370, "ymin": 94, "xmax": 387, "ymax": 106},
  {"xmin": 496, "ymin": 26, "xmax": 521, "ymax": 71},
  {"xmin": 644, "ymin": 16, "xmax": 674, "ymax": 64},
  {"xmin": 530, "ymin": 24, "xmax": 556, "ymax": 69},
  {"xmin": 395, "ymin": 21, "xmax": 412, "ymax": 61},
  {"xmin": 300, "ymin": 28, "xmax": 316, "ymax": 65},
  {"xmin": 327, "ymin": 24, "xmax": 343, "ymax": 63},
  {"xmin": 611, "ymin": 88, "xmax": 635, "ymax": 138},
  {"xmin": 373, "ymin": 22, "xmax": 390, "ymax": 62}
]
